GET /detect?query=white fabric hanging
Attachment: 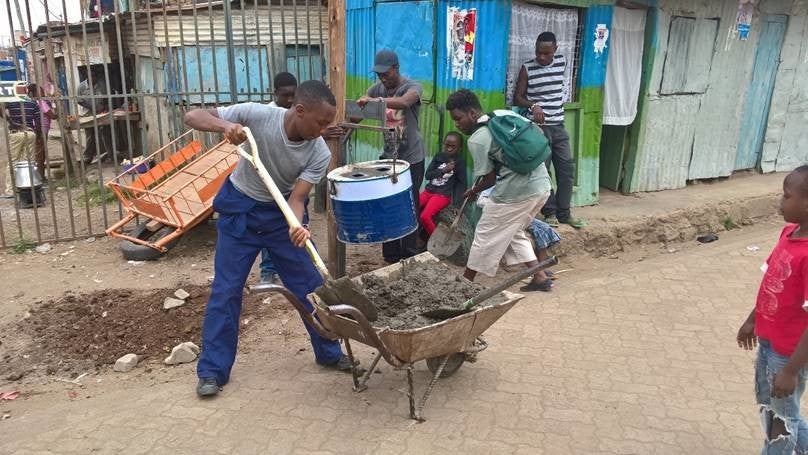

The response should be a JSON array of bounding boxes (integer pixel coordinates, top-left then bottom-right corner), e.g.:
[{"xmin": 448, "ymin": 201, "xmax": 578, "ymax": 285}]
[
  {"xmin": 507, "ymin": 2, "xmax": 579, "ymax": 105},
  {"xmin": 603, "ymin": 7, "xmax": 646, "ymax": 126}
]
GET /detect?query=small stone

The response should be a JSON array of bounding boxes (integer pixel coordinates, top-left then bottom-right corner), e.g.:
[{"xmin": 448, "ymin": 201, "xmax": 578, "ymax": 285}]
[
  {"xmin": 174, "ymin": 288, "xmax": 190, "ymax": 300},
  {"xmin": 5, "ymin": 372, "xmax": 23, "ymax": 381},
  {"xmin": 85, "ymin": 237, "xmax": 96, "ymax": 243},
  {"xmin": 163, "ymin": 297, "xmax": 185, "ymax": 310},
  {"xmin": 182, "ymin": 341, "xmax": 200, "ymax": 355},
  {"xmin": 164, "ymin": 342, "xmax": 199, "ymax": 365},
  {"xmin": 35, "ymin": 243, "xmax": 52, "ymax": 254},
  {"xmin": 113, "ymin": 354, "xmax": 139, "ymax": 372}
]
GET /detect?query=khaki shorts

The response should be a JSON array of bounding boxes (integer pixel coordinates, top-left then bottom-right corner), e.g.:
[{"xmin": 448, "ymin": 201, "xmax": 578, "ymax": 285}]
[{"xmin": 466, "ymin": 193, "xmax": 549, "ymax": 277}]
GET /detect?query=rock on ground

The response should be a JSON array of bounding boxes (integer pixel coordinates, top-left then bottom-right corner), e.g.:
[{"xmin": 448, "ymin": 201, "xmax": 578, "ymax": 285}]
[
  {"xmin": 163, "ymin": 297, "xmax": 186, "ymax": 310},
  {"xmin": 164, "ymin": 342, "xmax": 199, "ymax": 365},
  {"xmin": 174, "ymin": 288, "xmax": 190, "ymax": 300},
  {"xmin": 113, "ymin": 354, "xmax": 140, "ymax": 373}
]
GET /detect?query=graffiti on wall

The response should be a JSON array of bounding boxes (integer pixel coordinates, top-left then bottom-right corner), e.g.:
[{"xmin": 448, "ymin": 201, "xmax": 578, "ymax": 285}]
[{"xmin": 447, "ymin": 7, "xmax": 477, "ymax": 80}]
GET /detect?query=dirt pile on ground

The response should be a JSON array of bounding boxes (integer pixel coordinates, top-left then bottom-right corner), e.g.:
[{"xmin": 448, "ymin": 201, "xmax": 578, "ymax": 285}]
[
  {"xmin": 0, "ymin": 285, "xmax": 280, "ymax": 382},
  {"xmin": 362, "ymin": 261, "xmax": 502, "ymax": 330}
]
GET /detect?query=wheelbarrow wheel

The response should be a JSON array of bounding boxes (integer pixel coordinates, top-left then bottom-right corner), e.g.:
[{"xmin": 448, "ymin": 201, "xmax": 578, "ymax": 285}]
[
  {"xmin": 120, "ymin": 221, "xmax": 180, "ymax": 261},
  {"xmin": 426, "ymin": 353, "xmax": 465, "ymax": 378}
]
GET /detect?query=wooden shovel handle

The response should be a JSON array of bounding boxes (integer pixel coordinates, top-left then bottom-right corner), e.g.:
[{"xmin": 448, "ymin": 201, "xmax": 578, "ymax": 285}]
[
  {"xmin": 451, "ymin": 175, "xmax": 484, "ymax": 229},
  {"xmin": 237, "ymin": 127, "xmax": 332, "ymax": 280}
]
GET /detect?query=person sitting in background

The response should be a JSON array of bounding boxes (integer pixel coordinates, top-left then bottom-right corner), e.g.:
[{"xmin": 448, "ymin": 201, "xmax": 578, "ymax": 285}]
[
  {"xmin": 419, "ymin": 131, "xmax": 467, "ymax": 238},
  {"xmin": 77, "ymin": 66, "xmax": 112, "ymax": 165}
]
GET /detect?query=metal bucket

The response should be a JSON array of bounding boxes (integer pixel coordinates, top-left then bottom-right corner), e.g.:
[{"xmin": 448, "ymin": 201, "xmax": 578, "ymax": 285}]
[
  {"xmin": 13, "ymin": 161, "xmax": 42, "ymax": 189},
  {"xmin": 328, "ymin": 159, "xmax": 417, "ymax": 244}
]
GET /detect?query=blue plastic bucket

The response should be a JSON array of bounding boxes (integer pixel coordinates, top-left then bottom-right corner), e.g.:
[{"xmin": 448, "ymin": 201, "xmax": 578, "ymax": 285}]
[{"xmin": 328, "ymin": 159, "xmax": 417, "ymax": 244}]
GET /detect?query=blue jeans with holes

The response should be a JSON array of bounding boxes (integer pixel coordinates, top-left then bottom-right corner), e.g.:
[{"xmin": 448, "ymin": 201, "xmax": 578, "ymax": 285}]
[
  {"xmin": 259, "ymin": 250, "xmax": 277, "ymax": 280},
  {"xmin": 755, "ymin": 339, "xmax": 808, "ymax": 454}
]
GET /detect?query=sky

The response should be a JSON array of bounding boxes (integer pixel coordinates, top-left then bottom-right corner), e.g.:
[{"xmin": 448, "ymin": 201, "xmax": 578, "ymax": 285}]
[{"xmin": 0, "ymin": 0, "xmax": 82, "ymax": 47}]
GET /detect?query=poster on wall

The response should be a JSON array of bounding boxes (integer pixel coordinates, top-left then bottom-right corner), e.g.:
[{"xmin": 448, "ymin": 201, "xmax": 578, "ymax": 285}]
[
  {"xmin": 594, "ymin": 23, "xmax": 610, "ymax": 55},
  {"xmin": 447, "ymin": 7, "xmax": 476, "ymax": 80},
  {"xmin": 737, "ymin": 0, "xmax": 755, "ymax": 40}
]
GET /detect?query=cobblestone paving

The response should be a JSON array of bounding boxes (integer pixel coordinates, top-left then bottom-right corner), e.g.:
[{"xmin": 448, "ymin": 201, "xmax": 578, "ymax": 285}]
[{"xmin": 0, "ymin": 222, "xmax": 781, "ymax": 454}]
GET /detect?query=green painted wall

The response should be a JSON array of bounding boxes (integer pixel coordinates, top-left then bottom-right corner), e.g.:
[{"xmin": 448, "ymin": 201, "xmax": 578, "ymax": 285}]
[{"xmin": 573, "ymin": 87, "xmax": 604, "ymax": 206}]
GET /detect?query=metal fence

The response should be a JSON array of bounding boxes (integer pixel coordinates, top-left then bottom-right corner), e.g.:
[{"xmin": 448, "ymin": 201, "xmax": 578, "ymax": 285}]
[{"xmin": 0, "ymin": 0, "xmax": 328, "ymax": 249}]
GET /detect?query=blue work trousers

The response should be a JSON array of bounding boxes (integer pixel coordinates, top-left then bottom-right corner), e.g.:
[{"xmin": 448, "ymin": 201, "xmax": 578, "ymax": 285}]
[{"xmin": 197, "ymin": 179, "xmax": 343, "ymax": 385}]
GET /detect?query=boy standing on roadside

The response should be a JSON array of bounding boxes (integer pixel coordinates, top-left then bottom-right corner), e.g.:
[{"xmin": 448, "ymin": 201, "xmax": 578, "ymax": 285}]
[{"xmin": 737, "ymin": 165, "xmax": 808, "ymax": 454}]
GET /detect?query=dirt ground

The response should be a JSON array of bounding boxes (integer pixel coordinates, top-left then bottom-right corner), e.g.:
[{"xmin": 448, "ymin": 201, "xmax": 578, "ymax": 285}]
[{"xmin": 1, "ymin": 285, "xmax": 277, "ymax": 383}]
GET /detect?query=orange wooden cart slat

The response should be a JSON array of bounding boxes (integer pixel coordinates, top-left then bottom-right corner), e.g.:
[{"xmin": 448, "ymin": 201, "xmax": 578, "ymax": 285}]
[{"xmin": 105, "ymin": 131, "xmax": 240, "ymax": 252}]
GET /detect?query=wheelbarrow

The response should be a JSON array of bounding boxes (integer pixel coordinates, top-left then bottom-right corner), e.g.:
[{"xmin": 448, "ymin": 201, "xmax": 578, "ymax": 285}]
[{"xmin": 251, "ymin": 252, "xmax": 524, "ymax": 421}]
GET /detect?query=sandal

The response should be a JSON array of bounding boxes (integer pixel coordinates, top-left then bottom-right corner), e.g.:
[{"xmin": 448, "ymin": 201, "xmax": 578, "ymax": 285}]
[
  {"xmin": 519, "ymin": 279, "xmax": 553, "ymax": 292},
  {"xmin": 543, "ymin": 215, "xmax": 560, "ymax": 227},
  {"xmin": 558, "ymin": 217, "xmax": 586, "ymax": 229}
]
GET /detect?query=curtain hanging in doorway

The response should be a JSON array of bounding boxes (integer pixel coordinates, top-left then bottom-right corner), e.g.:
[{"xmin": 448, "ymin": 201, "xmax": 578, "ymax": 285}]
[
  {"xmin": 506, "ymin": 2, "xmax": 578, "ymax": 105},
  {"xmin": 602, "ymin": 7, "xmax": 646, "ymax": 126}
]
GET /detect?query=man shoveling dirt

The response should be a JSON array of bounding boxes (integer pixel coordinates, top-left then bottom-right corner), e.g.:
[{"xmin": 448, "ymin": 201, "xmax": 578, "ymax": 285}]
[{"xmin": 183, "ymin": 81, "xmax": 354, "ymax": 398}]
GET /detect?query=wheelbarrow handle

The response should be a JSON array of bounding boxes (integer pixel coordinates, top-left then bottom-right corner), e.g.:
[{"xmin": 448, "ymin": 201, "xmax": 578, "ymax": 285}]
[{"xmin": 236, "ymin": 127, "xmax": 332, "ymax": 280}]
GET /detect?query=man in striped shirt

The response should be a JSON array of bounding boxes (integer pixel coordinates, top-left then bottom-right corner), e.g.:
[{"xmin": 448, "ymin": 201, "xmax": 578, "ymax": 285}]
[
  {"xmin": 514, "ymin": 31, "xmax": 584, "ymax": 229},
  {"xmin": 1, "ymin": 97, "xmax": 40, "ymax": 197}
]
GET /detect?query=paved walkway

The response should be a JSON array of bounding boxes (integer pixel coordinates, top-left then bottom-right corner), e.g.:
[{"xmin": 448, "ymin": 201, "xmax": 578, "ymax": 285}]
[{"xmin": 0, "ymin": 221, "xmax": 778, "ymax": 454}]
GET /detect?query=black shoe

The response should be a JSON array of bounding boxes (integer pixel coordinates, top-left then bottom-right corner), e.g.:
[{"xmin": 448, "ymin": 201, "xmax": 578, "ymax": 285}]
[
  {"xmin": 519, "ymin": 279, "xmax": 553, "ymax": 292},
  {"xmin": 196, "ymin": 377, "xmax": 220, "ymax": 397},
  {"xmin": 319, "ymin": 355, "xmax": 360, "ymax": 373}
]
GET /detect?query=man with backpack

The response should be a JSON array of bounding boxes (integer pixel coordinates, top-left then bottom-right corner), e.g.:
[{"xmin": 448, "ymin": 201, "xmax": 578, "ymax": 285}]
[{"xmin": 445, "ymin": 89, "xmax": 553, "ymax": 292}]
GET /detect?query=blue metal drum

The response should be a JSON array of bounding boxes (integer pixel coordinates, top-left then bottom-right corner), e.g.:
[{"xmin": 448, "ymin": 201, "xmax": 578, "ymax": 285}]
[{"xmin": 328, "ymin": 159, "xmax": 417, "ymax": 244}]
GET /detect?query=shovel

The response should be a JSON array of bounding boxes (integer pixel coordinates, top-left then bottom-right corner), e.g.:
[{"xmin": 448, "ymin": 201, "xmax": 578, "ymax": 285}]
[
  {"xmin": 427, "ymin": 176, "xmax": 482, "ymax": 258},
  {"xmin": 237, "ymin": 127, "xmax": 378, "ymax": 322},
  {"xmin": 421, "ymin": 256, "xmax": 558, "ymax": 320}
]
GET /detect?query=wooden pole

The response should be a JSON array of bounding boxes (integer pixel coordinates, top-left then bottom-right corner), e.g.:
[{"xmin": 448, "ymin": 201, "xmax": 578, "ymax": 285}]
[
  {"xmin": 326, "ymin": 0, "xmax": 346, "ymax": 278},
  {"xmin": 42, "ymin": 36, "xmax": 76, "ymax": 177}
]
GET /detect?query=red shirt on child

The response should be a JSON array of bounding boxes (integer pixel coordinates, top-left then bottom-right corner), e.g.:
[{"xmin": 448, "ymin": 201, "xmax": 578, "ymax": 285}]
[{"xmin": 755, "ymin": 224, "xmax": 808, "ymax": 356}]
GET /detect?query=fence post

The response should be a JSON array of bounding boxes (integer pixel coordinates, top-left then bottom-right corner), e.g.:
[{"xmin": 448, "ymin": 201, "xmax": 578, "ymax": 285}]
[{"xmin": 326, "ymin": 0, "xmax": 346, "ymax": 278}]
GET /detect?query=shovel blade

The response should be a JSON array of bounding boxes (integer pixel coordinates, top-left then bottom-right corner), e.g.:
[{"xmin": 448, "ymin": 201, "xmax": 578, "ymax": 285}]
[
  {"xmin": 427, "ymin": 223, "xmax": 464, "ymax": 258},
  {"xmin": 321, "ymin": 277, "xmax": 379, "ymax": 322}
]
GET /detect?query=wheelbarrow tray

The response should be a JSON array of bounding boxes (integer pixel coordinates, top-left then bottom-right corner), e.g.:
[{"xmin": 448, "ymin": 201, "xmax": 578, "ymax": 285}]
[{"xmin": 311, "ymin": 252, "xmax": 523, "ymax": 366}]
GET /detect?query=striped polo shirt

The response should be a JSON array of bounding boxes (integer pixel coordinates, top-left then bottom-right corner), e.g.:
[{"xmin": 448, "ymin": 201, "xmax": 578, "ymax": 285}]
[
  {"xmin": 523, "ymin": 54, "xmax": 566, "ymax": 125},
  {"xmin": 3, "ymin": 100, "xmax": 40, "ymax": 131}
]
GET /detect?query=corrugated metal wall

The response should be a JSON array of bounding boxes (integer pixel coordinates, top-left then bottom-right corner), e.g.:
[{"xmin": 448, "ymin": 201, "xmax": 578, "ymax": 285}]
[
  {"xmin": 345, "ymin": 0, "xmax": 510, "ymax": 164},
  {"xmin": 629, "ymin": 0, "xmax": 806, "ymax": 192},
  {"xmin": 123, "ymin": 4, "xmax": 327, "ymax": 55}
]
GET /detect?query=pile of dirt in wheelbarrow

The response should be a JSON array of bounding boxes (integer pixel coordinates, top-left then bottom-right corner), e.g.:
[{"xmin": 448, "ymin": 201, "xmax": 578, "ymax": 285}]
[
  {"xmin": 0, "ymin": 285, "xmax": 279, "ymax": 382},
  {"xmin": 362, "ymin": 260, "xmax": 506, "ymax": 330}
]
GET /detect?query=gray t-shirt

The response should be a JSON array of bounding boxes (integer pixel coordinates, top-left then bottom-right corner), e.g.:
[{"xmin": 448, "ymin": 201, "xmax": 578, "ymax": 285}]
[
  {"xmin": 367, "ymin": 78, "xmax": 425, "ymax": 164},
  {"xmin": 218, "ymin": 102, "xmax": 331, "ymax": 202}
]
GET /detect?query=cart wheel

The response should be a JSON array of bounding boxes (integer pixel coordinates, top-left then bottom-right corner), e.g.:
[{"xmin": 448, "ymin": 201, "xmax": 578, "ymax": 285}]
[
  {"xmin": 120, "ymin": 221, "xmax": 180, "ymax": 261},
  {"xmin": 426, "ymin": 353, "xmax": 465, "ymax": 378}
]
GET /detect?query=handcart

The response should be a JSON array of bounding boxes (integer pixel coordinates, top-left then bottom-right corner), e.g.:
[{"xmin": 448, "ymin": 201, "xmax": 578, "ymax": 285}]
[
  {"xmin": 253, "ymin": 253, "xmax": 524, "ymax": 421},
  {"xmin": 105, "ymin": 130, "xmax": 240, "ymax": 259}
]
